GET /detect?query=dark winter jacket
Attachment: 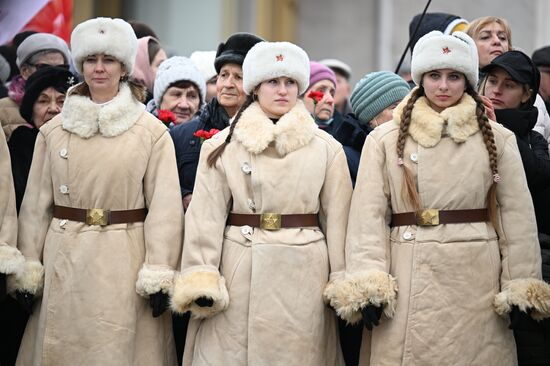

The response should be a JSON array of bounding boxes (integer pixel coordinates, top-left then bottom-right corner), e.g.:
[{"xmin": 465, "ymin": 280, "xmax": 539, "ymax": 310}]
[
  {"xmin": 495, "ymin": 107, "xmax": 550, "ymax": 235},
  {"xmin": 7, "ymin": 125, "xmax": 38, "ymax": 212},
  {"xmin": 169, "ymin": 98, "xmax": 230, "ymax": 197},
  {"xmin": 333, "ymin": 113, "xmax": 373, "ymax": 186}
]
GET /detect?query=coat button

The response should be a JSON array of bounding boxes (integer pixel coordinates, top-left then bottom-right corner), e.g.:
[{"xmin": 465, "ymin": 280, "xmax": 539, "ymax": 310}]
[
  {"xmin": 403, "ymin": 231, "xmax": 413, "ymax": 240},
  {"xmin": 241, "ymin": 162, "xmax": 252, "ymax": 174},
  {"xmin": 240, "ymin": 225, "xmax": 253, "ymax": 236},
  {"xmin": 59, "ymin": 219, "xmax": 68, "ymax": 228},
  {"xmin": 59, "ymin": 148, "xmax": 68, "ymax": 159},
  {"xmin": 410, "ymin": 153, "xmax": 418, "ymax": 163},
  {"xmin": 59, "ymin": 185, "xmax": 69, "ymax": 194}
]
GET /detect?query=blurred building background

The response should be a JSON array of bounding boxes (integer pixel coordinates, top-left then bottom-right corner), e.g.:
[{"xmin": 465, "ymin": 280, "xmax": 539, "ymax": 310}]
[{"xmin": 6, "ymin": 0, "xmax": 550, "ymax": 85}]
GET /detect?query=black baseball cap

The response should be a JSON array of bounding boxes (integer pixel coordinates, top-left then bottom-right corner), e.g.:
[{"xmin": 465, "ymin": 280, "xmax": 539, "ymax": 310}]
[{"xmin": 481, "ymin": 50, "xmax": 537, "ymax": 87}]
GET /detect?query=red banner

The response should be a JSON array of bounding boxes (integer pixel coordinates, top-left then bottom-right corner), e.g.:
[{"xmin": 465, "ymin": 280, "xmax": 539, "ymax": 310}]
[{"xmin": 21, "ymin": 0, "xmax": 73, "ymax": 43}]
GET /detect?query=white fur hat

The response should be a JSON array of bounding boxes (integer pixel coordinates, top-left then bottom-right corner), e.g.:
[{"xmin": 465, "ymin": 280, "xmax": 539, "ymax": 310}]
[
  {"xmin": 190, "ymin": 51, "xmax": 217, "ymax": 82},
  {"xmin": 153, "ymin": 56, "xmax": 206, "ymax": 107},
  {"xmin": 411, "ymin": 31, "xmax": 479, "ymax": 88},
  {"xmin": 243, "ymin": 41, "xmax": 310, "ymax": 95},
  {"xmin": 70, "ymin": 17, "xmax": 137, "ymax": 74}
]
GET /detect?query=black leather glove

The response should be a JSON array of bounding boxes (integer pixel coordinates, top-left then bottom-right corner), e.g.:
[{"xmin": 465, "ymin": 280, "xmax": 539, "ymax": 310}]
[
  {"xmin": 149, "ymin": 291, "xmax": 169, "ymax": 318},
  {"xmin": 16, "ymin": 290, "xmax": 35, "ymax": 314},
  {"xmin": 195, "ymin": 297, "xmax": 214, "ymax": 307},
  {"xmin": 361, "ymin": 304, "xmax": 383, "ymax": 331},
  {"xmin": 0, "ymin": 273, "xmax": 6, "ymax": 302},
  {"xmin": 508, "ymin": 305, "xmax": 531, "ymax": 330}
]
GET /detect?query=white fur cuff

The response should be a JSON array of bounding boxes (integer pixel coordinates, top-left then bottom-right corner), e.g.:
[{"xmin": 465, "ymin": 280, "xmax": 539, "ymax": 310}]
[
  {"xmin": 323, "ymin": 269, "xmax": 398, "ymax": 324},
  {"xmin": 494, "ymin": 278, "xmax": 550, "ymax": 320},
  {"xmin": 7, "ymin": 259, "xmax": 44, "ymax": 295},
  {"xmin": 170, "ymin": 270, "xmax": 229, "ymax": 319},
  {"xmin": 0, "ymin": 244, "xmax": 24, "ymax": 276},
  {"xmin": 135, "ymin": 264, "xmax": 175, "ymax": 298}
]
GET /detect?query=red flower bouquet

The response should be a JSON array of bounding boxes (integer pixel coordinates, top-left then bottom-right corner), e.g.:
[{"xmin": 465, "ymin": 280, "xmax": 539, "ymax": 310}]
[
  {"xmin": 193, "ymin": 128, "xmax": 220, "ymax": 143},
  {"xmin": 157, "ymin": 109, "xmax": 176, "ymax": 127}
]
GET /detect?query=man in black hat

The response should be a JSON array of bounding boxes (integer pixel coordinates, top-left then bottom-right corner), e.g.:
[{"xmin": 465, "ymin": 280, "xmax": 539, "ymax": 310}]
[
  {"xmin": 168, "ymin": 31, "xmax": 263, "ymax": 365},
  {"xmin": 533, "ymin": 45, "xmax": 550, "ymax": 110}
]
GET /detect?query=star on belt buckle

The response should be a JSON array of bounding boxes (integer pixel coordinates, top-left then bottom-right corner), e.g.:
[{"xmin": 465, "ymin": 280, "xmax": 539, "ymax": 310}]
[
  {"xmin": 260, "ymin": 213, "xmax": 281, "ymax": 230},
  {"xmin": 416, "ymin": 209, "xmax": 439, "ymax": 226},
  {"xmin": 86, "ymin": 208, "xmax": 110, "ymax": 226}
]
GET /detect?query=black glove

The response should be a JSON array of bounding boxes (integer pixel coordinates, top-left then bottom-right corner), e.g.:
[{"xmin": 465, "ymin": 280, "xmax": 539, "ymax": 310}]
[
  {"xmin": 16, "ymin": 290, "xmax": 35, "ymax": 314},
  {"xmin": 509, "ymin": 305, "xmax": 531, "ymax": 330},
  {"xmin": 195, "ymin": 297, "xmax": 214, "ymax": 307},
  {"xmin": 149, "ymin": 291, "xmax": 169, "ymax": 318},
  {"xmin": 0, "ymin": 273, "xmax": 6, "ymax": 302},
  {"xmin": 361, "ymin": 304, "xmax": 383, "ymax": 331}
]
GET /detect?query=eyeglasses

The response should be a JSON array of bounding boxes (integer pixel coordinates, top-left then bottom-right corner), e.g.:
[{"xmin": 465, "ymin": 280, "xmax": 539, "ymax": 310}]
[{"xmin": 31, "ymin": 63, "xmax": 70, "ymax": 70}]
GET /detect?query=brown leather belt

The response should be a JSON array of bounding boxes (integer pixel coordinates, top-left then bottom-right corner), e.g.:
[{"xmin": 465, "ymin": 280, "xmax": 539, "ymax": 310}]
[
  {"xmin": 53, "ymin": 205, "xmax": 147, "ymax": 226},
  {"xmin": 391, "ymin": 208, "xmax": 488, "ymax": 227},
  {"xmin": 227, "ymin": 213, "xmax": 319, "ymax": 230}
]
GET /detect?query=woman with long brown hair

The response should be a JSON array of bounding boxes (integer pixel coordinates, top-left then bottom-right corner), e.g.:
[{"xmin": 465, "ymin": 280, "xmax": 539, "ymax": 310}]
[{"xmin": 326, "ymin": 31, "xmax": 550, "ymax": 365}]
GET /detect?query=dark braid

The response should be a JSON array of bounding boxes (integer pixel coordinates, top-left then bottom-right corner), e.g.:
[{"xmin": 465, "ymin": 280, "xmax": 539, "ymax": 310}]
[
  {"xmin": 396, "ymin": 87, "xmax": 424, "ymax": 211},
  {"xmin": 467, "ymin": 87, "xmax": 500, "ymax": 229},
  {"xmin": 207, "ymin": 95, "xmax": 255, "ymax": 167}
]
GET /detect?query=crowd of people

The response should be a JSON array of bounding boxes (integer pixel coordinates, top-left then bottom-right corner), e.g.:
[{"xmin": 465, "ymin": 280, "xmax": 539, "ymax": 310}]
[{"xmin": 0, "ymin": 11, "xmax": 549, "ymax": 366}]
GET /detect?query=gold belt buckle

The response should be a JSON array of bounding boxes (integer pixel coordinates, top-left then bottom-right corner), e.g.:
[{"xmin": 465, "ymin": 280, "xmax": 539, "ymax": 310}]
[
  {"xmin": 86, "ymin": 208, "xmax": 110, "ymax": 226},
  {"xmin": 260, "ymin": 213, "xmax": 281, "ymax": 230},
  {"xmin": 416, "ymin": 209, "xmax": 439, "ymax": 226}
]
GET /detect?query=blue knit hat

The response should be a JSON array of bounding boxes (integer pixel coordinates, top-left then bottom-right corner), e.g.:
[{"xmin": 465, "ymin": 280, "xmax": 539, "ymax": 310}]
[{"xmin": 350, "ymin": 71, "xmax": 410, "ymax": 124}]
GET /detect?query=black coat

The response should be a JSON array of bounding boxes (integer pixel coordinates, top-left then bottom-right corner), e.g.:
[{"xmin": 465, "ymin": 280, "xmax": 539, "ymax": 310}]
[
  {"xmin": 169, "ymin": 98, "xmax": 230, "ymax": 197},
  {"xmin": 7, "ymin": 126, "xmax": 38, "ymax": 212},
  {"xmin": 332, "ymin": 113, "xmax": 373, "ymax": 187},
  {"xmin": 495, "ymin": 107, "xmax": 550, "ymax": 235}
]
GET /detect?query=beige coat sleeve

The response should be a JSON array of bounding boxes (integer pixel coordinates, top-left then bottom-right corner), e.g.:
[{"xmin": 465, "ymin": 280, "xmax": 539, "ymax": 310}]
[
  {"xmin": 136, "ymin": 131, "xmax": 185, "ymax": 297},
  {"xmin": 319, "ymin": 146, "xmax": 352, "ymax": 282},
  {"xmin": 171, "ymin": 137, "xmax": 231, "ymax": 318},
  {"xmin": 324, "ymin": 134, "xmax": 397, "ymax": 324},
  {"xmin": 10, "ymin": 132, "xmax": 52, "ymax": 295},
  {"xmin": 0, "ymin": 127, "xmax": 23, "ymax": 276},
  {"xmin": 493, "ymin": 133, "xmax": 550, "ymax": 319}
]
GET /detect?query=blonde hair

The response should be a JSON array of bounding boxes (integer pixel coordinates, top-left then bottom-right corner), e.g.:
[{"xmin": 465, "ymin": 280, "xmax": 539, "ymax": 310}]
[
  {"xmin": 465, "ymin": 16, "xmax": 513, "ymax": 50},
  {"xmin": 396, "ymin": 86, "xmax": 499, "ymax": 228}
]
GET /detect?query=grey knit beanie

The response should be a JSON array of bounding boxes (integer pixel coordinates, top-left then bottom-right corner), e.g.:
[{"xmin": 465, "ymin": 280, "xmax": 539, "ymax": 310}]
[
  {"xmin": 153, "ymin": 56, "xmax": 206, "ymax": 107},
  {"xmin": 350, "ymin": 71, "xmax": 410, "ymax": 124}
]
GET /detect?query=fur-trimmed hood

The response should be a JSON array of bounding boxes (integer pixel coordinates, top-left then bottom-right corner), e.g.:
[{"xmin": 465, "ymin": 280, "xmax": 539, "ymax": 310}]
[
  {"xmin": 393, "ymin": 90, "xmax": 479, "ymax": 147},
  {"xmin": 61, "ymin": 83, "xmax": 145, "ymax": 138},
  {"xmin": 232, "ymin": 100, "xmax": 317, "ymax": 156}
]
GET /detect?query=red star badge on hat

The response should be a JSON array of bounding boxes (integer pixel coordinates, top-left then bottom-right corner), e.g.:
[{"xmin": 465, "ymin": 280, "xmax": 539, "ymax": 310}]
[
  {"xmin": 276, "ymin": 54, "xmax": 284, "ymax": 61},
  {"xmin": 442, "ymin": 47, "xmax": 451, "ymax": 54}
]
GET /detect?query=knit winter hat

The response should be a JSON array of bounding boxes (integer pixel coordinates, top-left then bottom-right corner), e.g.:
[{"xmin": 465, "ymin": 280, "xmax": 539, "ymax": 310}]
[
  {"xmin": 243, "ymin": 41, "xmax": 310, "ymax": 95},
  {"xmin": 71, "ymin": 17, "xmax": 137, "ymax": 74},
  {"xmin": 19, "ymin": 66, "xmax": 76, "ymax": 125},
  {"xmin": 214, "ymin": 32, "xmax": 264, "ymax": 74},
  {"xmin": 16, "ymin": 33, "xmax": 71, "ymax": 68},
  {"xmin": 309, "ymin": 61, "xmax": 337, "ymax": 89},
  {"xmin": 153, "ymin": 56, "xmax": 206, "ymax": 107},
  {"xmin": 131, "ymin": 36, "xmax": 161, "ymax": 93},
  {"xmin": 190, "ymin": 50, "xmax": 217, "ymax": 81},
  {"xmin": 350, "ymin": 71, "xmax": 410, "ymax": 124},
  {"xmin": 411, "ymin": 31, "xmax": 479, "ymax": 89}
]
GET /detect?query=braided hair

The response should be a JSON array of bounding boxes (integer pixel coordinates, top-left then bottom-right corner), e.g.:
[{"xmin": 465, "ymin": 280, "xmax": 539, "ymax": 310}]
[{"xmin": 207, "ymin": 95, "xmax": 255, "ymax": 167}]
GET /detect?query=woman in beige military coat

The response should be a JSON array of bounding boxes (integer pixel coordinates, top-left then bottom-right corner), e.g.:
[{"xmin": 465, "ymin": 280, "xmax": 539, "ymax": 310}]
[
  {"xmin": 9, "ymin": 18, "xmax": 183, "ymax": 365},
  {"xmin": 325, "ymin": 31, "xmax": 550, "ymax": 366},
  {"xmin": 171, "ymin": 41, "xmax": 352, "ymax": 365}
]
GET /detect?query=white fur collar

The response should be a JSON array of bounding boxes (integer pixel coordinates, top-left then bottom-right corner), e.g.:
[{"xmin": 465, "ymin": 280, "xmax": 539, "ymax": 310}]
[
  {"xmin": 61, "ymin": 83, "xmax": 145, "ymax": 138},
  {"xmin": 232, "ymin": 100, "xmax": 317, "ymax": 156},
  {"xmin": 393, "ymin": 91, "xmax": 479, "ymax": 147}
]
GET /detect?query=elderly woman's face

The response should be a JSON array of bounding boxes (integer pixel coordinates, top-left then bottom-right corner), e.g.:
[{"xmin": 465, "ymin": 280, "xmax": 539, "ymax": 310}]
[
  {"xmin": 303, "ymin": 79, "xmax": 336, "ymax": 121},
  {"xmin": 473, "ymin": 22, "xmax": 510, "ymax": 68},
  {"xmin": 32, "ymin": 86, "xmax": 65, "ymax": 128},
  {"xmin": 82, "ymin": 54, "xmax": 125, "ymax": 102},
  {"xmin": 256, "ymin": 76, "xmax": 299, "ymax": 119}
]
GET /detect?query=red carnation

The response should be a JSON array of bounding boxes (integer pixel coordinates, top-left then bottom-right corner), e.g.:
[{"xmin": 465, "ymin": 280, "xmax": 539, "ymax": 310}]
[
  {"xmin": 307, "ymin": 90, "xmax": 324, "ymax": 103},
  {"xmin": 157, "ymin": 109, "xmax": 176, "ymax": 126},
  {"xmin": 194, "ymin": 128, "xmax": 221, "ymax": 143}
]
